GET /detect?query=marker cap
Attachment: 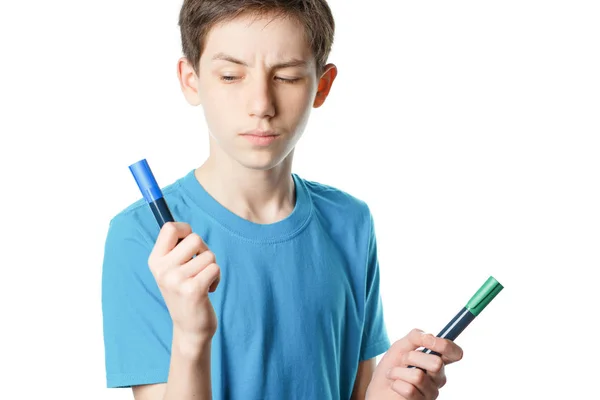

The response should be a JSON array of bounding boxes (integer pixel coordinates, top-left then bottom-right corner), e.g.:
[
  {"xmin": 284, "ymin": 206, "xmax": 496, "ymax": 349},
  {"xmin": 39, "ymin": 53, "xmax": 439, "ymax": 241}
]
[
  {"xmin": 466, "ymin": 276, "xmax": 503, "ymax": 316},
  {"xmin": 128, "ymin": 158, "xmax": 163, "ymax": 203}
]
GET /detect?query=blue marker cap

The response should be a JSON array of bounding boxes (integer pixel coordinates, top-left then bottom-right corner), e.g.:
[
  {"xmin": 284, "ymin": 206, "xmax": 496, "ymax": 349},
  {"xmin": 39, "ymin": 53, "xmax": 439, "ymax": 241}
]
[{"xmin": 129, "ymin": 159, "xmax": 164, "ymax": 203}]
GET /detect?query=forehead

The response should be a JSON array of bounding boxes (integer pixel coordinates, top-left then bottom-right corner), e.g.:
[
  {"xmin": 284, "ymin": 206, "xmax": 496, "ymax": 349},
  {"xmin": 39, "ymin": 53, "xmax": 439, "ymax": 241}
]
[{"xmin": 202, "ymin": 12, "xmax": 313, "ymax": 62}]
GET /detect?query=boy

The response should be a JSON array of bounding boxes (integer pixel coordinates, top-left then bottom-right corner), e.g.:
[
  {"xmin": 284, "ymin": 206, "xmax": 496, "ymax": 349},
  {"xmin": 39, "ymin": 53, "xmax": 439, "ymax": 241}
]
[{"xmin": 101, "ymin": 1, "xmax": 464, "ymax": 399}]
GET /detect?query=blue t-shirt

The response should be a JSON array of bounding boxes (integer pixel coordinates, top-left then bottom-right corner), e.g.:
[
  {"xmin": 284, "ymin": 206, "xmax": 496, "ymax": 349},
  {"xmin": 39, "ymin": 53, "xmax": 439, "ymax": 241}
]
[{"xmin": 102, "ymin": 169, "xmax": 390, "ymax": 399}]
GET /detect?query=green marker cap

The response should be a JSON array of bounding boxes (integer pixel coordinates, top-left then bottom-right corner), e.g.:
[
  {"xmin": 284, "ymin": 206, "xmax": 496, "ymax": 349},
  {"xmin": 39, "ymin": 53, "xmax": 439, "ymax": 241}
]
[{"xmin": 466, "ymin": 276, "xmax": 504, "ymax": 316}]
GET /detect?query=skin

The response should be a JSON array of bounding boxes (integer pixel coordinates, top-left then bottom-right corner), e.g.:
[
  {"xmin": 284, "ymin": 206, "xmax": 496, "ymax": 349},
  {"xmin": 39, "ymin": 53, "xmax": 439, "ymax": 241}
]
[
  {"xmin": 133, "ymin": 10, "xmax": 464, "ymax": 400},
  {"xmin": 178, "ymin": 10, "xmax": 337, "ymax": 225},
  {"xmin": 365, "ymin": 329, "xmax": 464, "ymax": 400}
]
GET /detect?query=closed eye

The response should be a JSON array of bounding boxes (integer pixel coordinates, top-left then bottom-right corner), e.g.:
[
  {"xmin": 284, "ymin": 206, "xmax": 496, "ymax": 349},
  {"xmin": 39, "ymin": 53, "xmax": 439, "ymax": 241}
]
[
  {"xmin": 220, "ymin": 76, "xmax": 239, "ymax": 82},
  {"xmin": 219, "ymin": 76, "xmax": 301, "ymax": 84},
  {"xmin": 275, "ymin": 77, "xmax": 300, "ymax": 84}
]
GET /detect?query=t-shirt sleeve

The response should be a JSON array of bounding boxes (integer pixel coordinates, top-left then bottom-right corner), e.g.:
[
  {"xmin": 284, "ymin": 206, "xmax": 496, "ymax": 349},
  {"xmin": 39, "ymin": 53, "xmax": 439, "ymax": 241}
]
[
  {"xmin": 359, "ymin": 210, "xmax": 391, "ymax": 361},
  {"xmin": 101, "ymin": 214, "xmax": 172, "ymax": 388}
]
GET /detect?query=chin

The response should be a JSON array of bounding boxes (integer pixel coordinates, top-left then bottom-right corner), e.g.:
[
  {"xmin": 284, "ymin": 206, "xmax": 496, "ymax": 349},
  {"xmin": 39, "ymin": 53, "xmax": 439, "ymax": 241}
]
[
  {"xmin": 235, "ymin": 149, "xmax": 292, "ymax": 171},
  {"xmin": 237, "ymin": 157, "xmax": 284, "ymax": 171}
]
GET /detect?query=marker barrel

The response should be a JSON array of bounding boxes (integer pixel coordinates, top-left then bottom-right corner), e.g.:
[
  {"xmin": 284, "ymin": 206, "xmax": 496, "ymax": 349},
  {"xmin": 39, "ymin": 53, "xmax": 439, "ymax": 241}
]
[
  {"xmin": 148, "ymin": 197, "xmax": 175, "ymax": 228},
  {"xmin": 129, "ymin": 158, "xmax": 176, "ymax": 229},
  {"xmin": 416, "ymin": 307, "xmax": 476, "ymax": 359},
  {"xmin": 407, "ymin": 276, "xmax": 503, "ymax": 371}
]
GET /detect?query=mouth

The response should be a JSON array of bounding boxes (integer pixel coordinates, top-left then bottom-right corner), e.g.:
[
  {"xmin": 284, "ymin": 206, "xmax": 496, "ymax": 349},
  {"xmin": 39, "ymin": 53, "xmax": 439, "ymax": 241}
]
[
  {"xmin": 240, "ymin": 133, "xmax": 279, "ymax": 146},
  {"xmin": 239, "ymin": 129, "xmax": 280, "ymax": 146},
  {"xmin": 241, "ymin": 129, "xmax": 278, "ymax": 136}
]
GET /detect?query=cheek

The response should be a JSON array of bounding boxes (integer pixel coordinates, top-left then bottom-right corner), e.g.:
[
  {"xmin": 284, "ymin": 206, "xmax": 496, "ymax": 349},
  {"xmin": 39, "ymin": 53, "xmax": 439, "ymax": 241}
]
[
  {"xmin": 278, "ymin": 87, "xmax": 313, "ymax": 119},
  {"xmin": 203, "ymin": 80, "xmax": 236, "ymax": 107},
  {"xmin": 200, "ymin": 82, "xmax": 239, "ymax": 130},
  {"xmin": 201, "ymin": 103, "xmax": 230, "ymax": 139}
]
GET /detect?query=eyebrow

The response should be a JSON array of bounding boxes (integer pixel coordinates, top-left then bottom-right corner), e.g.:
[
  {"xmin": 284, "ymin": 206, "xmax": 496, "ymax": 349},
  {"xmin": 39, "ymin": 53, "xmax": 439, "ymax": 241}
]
[{"xmin": 211, "ymin": 52, "xmax": 309, "ymax": 69}]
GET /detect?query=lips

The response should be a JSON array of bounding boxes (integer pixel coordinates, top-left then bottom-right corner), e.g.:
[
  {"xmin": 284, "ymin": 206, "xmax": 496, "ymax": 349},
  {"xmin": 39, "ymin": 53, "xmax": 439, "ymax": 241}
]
[
  {"xmin": 241, "ymin": 129, "xmax": 278, "ymax": 137},
  {"xmin": 240, "ymin": 131, "xmax": 279, "ymax": 146}
]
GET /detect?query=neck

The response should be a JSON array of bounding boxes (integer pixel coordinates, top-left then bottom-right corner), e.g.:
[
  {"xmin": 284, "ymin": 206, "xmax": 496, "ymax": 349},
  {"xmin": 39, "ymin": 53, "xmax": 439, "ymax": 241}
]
[{"xmin": 194, "ymin": 141, "xmax": 296, "ymax": 225}]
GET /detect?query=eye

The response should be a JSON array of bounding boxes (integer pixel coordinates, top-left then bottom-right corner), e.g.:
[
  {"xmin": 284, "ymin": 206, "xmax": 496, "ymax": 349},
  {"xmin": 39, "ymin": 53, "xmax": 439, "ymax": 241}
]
[
  {"xmin": 220, "ymin": 76, "xmax": 240, "ymax": 82},
  {"xmin": 275, "ymin": 77, "xmax": 300, "ymax": 84},
  {"xmin": 219, "ymin": 76, "xmax": 300, "ymax": 84}
]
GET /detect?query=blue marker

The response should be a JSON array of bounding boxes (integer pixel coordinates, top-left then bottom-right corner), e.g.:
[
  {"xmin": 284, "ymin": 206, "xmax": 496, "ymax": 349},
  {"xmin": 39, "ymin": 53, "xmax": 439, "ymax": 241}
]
[{"xmin": 129, "ymin": 159, "xmax": 176, "ymax": 228}]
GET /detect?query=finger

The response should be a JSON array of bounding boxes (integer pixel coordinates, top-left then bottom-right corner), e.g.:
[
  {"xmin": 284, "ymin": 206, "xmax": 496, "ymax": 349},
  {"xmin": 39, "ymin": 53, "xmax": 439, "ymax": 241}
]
[
  {"xmin": 430, "ymin": 366, "xmax": 447, "ymax": 389},
  {"xmin": 418, "ymin": 334, "xmax": 464, "ymax": 365},
  {"xmin": 440, "ymin": 342, "xmax": 463, "ymax": 365},
  {"xmin": 403, "ymin": 350, "xmax": 444, "ymax": 375},
  {"xmin": 208, "ymin": 271, "xmax": 220, "ymax": 292},
  {"xmin": 390, "ymin": 378, "xmax": 426, "ymax": 400},
  {"xmin": 405, "ymin": 354, "xmax": 448, "ymax": 389},
  {"xmin": 192, "ymin": 262, "xmax": 221, "ymax": 293},
  {"xmin": 167, "ymin": 232, "xmax": 209, "ymax": 265},
  {"xmin": 377, "ymin": 328, "xmax": 426, "ymax": 370},
  {"xmin": 152, "ymin": 222, "xmax": 192, "ymax": 258},
  {"xmin": 387, "ymin": 367, "xmax": 438, "ymax": 399},
  {"xmin": 178, "ymin": 251, "xmax": 216, "ymax": 278}
]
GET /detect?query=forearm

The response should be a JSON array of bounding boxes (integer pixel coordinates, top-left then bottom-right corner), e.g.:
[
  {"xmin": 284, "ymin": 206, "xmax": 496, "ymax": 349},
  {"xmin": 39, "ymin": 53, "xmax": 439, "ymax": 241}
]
[{"xmin": 163, "ymin": 330, "xmax": 213, "ymax": 400}]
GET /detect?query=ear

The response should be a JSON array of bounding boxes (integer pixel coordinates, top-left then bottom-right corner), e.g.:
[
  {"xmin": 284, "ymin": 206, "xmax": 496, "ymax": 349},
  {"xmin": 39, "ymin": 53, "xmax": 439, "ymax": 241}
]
[
  {"xmin": 177, "ymin": 57, "xmax": 202, "ymax": 106},
  {"xmin": 313, "ymin": 63, "xmax": 338, "ymax": 108}
]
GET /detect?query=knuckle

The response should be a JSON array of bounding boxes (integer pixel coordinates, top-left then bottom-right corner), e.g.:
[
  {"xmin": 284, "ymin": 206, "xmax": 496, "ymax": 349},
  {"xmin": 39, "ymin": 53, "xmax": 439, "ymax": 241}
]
[
  {"xmin": 188, "ymin": 233, "xmax": 203, "ymax": 247},
  {"xmin": 147, "ymin": 256, "xmax": 157, "ymax": 271},
  {"xmin": 399, "ymin": 382, "xmax": 416, "ymax": 398},
  {"xmin": 387, "ymin": 367, "xmax": 397, "ymax": 379},
  {"xmin": 204, "ymin": 251, "xmax": 216, "ymax": 264},
  {"xmin": 391, "ymin": 339, "xmax": 403, "ymax": 352},
  {"xmin": 401, "ymin": 352, "xmax": 412, "ymax": 366},
  {"xmin": 150, "ymin": 268, "xmax": 163, "ymax": 286},
  {"xmin": 410, "ymin": 328, "xmax": 423, "ymax": 337},
  {"xmin": 163, "ymin": 221, "xmax": 177, "ymax": 235},
  {"xmin": 391, "ymin": 381, "xmax": 404, "ymax": 396},
  {"xmin": 212, "ymin": 264, "xmax": 222, "ymax": 280},
  {"xmin": 203, "ymin": 262, "xmax": 219, "ymax": 277},
  {"xmin": 439, "ymin": 374, "xmax": 447, "ymax": 388},
  {"xmin": 148, "ymin": 251, "xmax": 163, "ymax": 269},
  {"xmin": 413, "ymin": 368, "xmax": 426, "ymax": 385},
  {"xmin": 432, "ymin": 357, "xmax": 444, "ymax": 373},
  {"xmin": 153, "ymin": 266, "xmax": 165, "ymax": 282}
]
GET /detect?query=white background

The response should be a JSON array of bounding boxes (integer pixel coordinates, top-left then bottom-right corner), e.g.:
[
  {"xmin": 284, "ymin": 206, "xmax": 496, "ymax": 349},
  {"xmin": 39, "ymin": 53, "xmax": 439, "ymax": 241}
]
[{"xmin": 1, "ymin": 0, "xmax": 598, "ymax": 399}]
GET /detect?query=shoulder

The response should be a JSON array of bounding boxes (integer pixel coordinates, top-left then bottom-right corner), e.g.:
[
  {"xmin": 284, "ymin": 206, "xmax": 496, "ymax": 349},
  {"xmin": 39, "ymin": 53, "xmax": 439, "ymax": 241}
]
[
  {"xmin": 299, "ymin": 174, "xmax": 372, "ymax": 214},
  {"xmin": 106, "ymin": 174, "xmax": 186, "ymax": 243},
  {"xmin": 296, "ymin": 174, "xmax": 374, "ymax": 230}
]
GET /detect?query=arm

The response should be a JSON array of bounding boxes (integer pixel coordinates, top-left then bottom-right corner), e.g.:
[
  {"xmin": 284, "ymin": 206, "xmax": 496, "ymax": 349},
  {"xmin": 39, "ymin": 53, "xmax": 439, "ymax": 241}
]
[
  {"xmin": 352, "ymin": 209, "xmax": 391, "ymax": 398},
  {"xmin": 132, "ymin": 333, "xmax": 212, "ymax": 400},
  {"xmin": 102, "ymin": 219, "xmax": 219, "ymax": 399},
  {"xmin": 350, "ymin": 358, "xmax": 377, "ymax": 400}
]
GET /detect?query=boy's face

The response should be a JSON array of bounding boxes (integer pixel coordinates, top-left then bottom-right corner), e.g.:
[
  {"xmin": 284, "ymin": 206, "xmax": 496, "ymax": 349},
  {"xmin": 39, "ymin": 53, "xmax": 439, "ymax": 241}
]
[{"xmin": 178, "ymin": 12, "xmax": 337, "ymax": 171}]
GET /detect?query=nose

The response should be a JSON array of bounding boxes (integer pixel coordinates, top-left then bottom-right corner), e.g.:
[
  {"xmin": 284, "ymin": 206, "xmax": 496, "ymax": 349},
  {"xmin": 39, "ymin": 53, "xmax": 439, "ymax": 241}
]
[{"xmin": 246, "ymin": 75, "xmax": 276, "ymax": 119}]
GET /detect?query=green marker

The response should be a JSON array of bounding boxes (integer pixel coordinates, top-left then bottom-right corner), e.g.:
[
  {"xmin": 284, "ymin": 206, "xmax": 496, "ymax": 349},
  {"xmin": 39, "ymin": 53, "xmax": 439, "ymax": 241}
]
[{"xmin": 408, "ymin": 276, "xmax": 503, "ymax": 370}]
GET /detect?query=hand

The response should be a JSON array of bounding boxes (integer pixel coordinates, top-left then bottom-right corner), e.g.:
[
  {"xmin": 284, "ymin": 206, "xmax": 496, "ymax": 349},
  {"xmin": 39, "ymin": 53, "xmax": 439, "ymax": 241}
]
[
  {"xmin": 365, "ymin": 328, "xmax": 463, "ymax": 400},
  {"xmin": 148, "ymin": 222, "xmax": 221, "ymax": 344}
]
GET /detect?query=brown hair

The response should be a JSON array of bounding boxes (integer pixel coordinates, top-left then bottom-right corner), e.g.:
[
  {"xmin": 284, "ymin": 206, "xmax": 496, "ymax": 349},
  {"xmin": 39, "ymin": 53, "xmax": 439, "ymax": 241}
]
[{"xmin": 178, "ymin": 0, "xmax": 335, "ymax": 78}]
